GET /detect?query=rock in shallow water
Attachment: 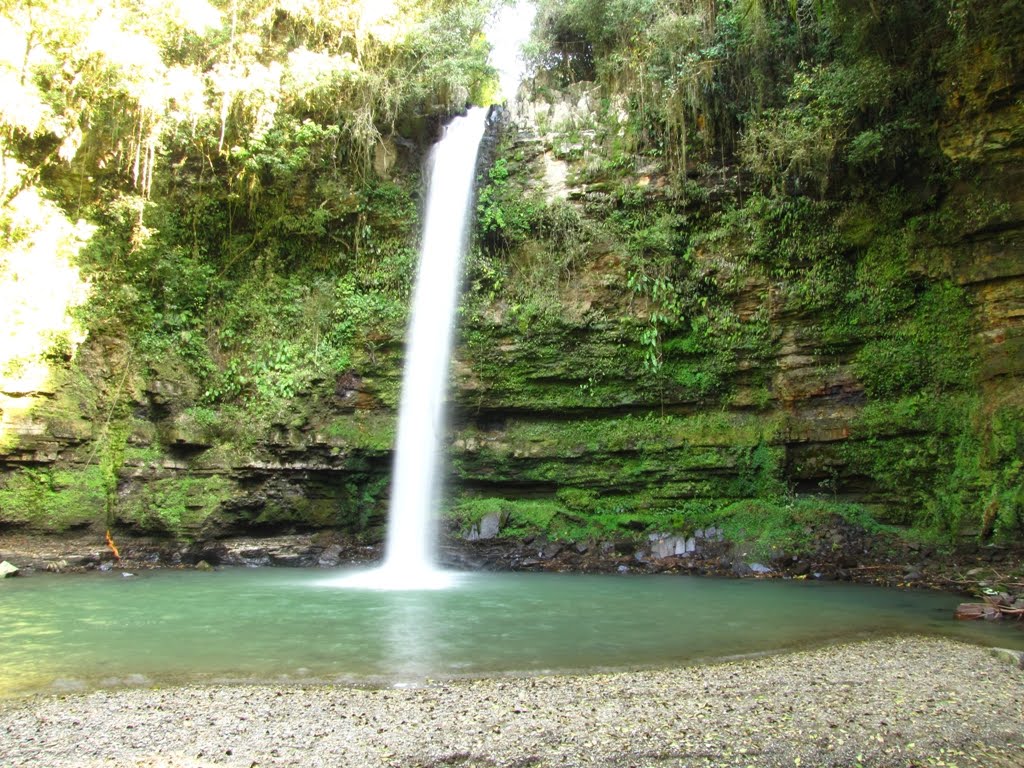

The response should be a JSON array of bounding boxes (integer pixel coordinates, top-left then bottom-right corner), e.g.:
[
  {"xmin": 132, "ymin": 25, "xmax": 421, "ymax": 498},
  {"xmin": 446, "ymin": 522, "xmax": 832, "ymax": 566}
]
[
  {"xmin": 0, "ymin": 560, "xmax": 18, "ymax": 578},
  {"xmin": 317, "ymin": 544, "xmax": 343, "ymax": 567}
]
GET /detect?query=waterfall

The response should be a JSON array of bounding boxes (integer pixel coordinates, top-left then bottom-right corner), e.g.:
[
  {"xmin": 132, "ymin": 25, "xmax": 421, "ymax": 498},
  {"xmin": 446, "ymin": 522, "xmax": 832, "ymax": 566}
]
[
  {"xmin": 337, "ymin": 2, "xmax": 535, "ymax": 591},
  {"xmin": 334, "ymin": 111, "xmax": 486, "ymax": 592},
  {"xmin": 378, "ymin": 108, "xmax": 488, "ymax": 588}
]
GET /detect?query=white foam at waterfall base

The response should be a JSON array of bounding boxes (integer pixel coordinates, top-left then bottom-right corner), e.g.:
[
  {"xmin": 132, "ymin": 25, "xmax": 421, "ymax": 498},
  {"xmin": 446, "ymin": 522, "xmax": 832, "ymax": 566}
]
[{"xmin": 330, "ymin": 109, "xmax": 487, "ymax": 591}]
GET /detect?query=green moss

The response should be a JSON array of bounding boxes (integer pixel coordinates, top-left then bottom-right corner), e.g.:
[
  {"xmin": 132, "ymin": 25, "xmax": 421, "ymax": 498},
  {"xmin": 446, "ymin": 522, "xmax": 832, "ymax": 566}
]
[
  {"xmin": 462, "ymin": 412, "xmax": 782, "ymax": 455},
  {"xmin": 924, "ymin": 401, "xmax": 1024, "ymax": 541},
  {"xmin": 116, "ymin": 475, "xmax": 234, "ymax": 535},
  {"xmin": 253, "ymin": 498, "xmax": 347, "ymax": 529},
  {"xmin": 842, "ymin": 394, "xmax": 972, "ymax": 519},
  {"xmin": 0, "ymin": 433, "xmax": 16, "ymax": 454},
  {"xmin": 0, "ymin": 467, "xmax": 106, "ymax": 531},
  {"xmin": 447, "ymin": 495, "xmax": 676, "ymax": 543},
  {"xmin": 324, "ymin": 413, "xmax": 396, "ymax": 452},
  {"xmin": 556, "ymin": 487, "xmax": 597, "ymax": 511},
  {"xmin": 98, "ymin": 421, "xmax": 129, "ymax": 525},
  {"xmin": 458, "ymin": 320, "xmax": 656, "ymax": 410},
  {"xmin": 702, "ymin": 498, "xmax": 885, "ymax": 561},
  {"xmin": 853, "ymin": 282, "xmax": 977, "ymax": 399},
  {"xmin": 447, "ymin": 492, "xmax": 886, "ymax": 556},
  {"xmin": 123, "ymin": 445, "xmax": 164, "ymax": 464},
  {"xmin": 451, "ymin": 412, "xmax": 786, "ymax": 517},
  {"xmin": 33, "ymin": 366, "xmax": 101, "ymax": 440},
  {"xmin": 841, "ymin": 393, "xmax": 1024, "ymax": 540}
]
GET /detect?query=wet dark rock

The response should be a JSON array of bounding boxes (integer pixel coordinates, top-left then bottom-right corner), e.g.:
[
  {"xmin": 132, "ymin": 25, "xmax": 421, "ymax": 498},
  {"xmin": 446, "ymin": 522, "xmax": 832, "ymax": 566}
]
[
  {"xmin": 234, "ymin": 548, "xmax": 270, "ymax": 565},
  {"xmin": 317, "ymin": 544, "xmax": 343, "ymax": 567},
  {"xmin": 66, "ymin": 554, "xmax": 99, "ymax": 567},
  {"xmin": 538, "ymin": 541, "xmax": 563, "ymax": 560},
  {"xmin": 182, "ymin": 544, "xmax": 228, "ymax": 566},
  {"xmin": 269, "ymin": 553, "xmax": 311, "ymax": 567},
  {"xmin": 732, "ymin": 561, "xmax": 753, "ymax": 577}
]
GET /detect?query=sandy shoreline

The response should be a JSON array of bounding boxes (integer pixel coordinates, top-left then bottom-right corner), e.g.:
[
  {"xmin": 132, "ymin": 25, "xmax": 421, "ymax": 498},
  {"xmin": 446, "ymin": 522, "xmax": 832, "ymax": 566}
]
[{"xmin": 1, "ymin": 636, "xmax": 1022, "ymax": 768}]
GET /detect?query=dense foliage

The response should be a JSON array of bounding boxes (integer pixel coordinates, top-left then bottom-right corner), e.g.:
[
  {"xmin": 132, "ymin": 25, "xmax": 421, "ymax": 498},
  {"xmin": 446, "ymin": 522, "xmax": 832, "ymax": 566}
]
[
  {"xmin": 1, "ymin": 0, "xmax": 499, "ymax": 409},
  {"xmin": 465, "ymin": 0, "xmax": 1024, "ymax": 543},
  {"xmin": 1, "ymin": 0, "xmax": 1021, "ymax": 550}
]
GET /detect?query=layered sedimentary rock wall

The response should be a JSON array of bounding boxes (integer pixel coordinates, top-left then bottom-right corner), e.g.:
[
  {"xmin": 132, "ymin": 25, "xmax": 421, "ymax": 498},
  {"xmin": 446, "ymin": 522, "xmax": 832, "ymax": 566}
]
[{"xmin": 0, "ymin": 48, "xmax": 1021, "ymax": 549}]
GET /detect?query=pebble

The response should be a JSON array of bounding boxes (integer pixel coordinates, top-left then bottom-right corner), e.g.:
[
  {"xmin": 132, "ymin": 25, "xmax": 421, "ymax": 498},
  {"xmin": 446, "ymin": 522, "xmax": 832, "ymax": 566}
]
[{"xmin": 0, "ymin": 637, "xmax": 1022, "ymax": 767}]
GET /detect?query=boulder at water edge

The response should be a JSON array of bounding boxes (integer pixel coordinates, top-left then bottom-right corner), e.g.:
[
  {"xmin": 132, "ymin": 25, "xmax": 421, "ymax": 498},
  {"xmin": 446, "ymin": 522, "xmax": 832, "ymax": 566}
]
[{"xmin": 0, "ymin": 561, "xmax": 19, "ymax": 578}]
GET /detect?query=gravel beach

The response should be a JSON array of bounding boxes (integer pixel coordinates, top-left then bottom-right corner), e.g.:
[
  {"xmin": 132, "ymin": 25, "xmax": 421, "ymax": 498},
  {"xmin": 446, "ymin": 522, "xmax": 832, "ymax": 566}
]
[{"xmin": 1, "ymin": 636, "xmax": 1022, "ymax": 768}]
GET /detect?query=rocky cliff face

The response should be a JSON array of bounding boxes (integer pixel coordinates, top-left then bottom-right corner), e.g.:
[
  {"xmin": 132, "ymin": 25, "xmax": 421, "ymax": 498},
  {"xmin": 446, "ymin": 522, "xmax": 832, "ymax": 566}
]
[{"xmin": 1, "ymin": 56, "xmax": 1021, "ymax": 554}]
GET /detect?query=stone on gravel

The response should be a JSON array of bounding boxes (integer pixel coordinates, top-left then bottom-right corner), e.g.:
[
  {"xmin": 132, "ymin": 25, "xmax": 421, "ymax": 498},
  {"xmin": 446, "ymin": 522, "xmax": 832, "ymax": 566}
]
[{"xmin": 989, "ymin": 647, "xmax": 1024, "ymax": 669}]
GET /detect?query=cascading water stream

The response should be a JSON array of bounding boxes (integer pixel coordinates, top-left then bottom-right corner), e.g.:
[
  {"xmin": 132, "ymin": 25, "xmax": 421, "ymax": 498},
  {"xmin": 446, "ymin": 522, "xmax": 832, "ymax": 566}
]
[
  {"xmin": 337, "ymin": 2, "xmax": 535, "ymax": 591},
  {"xmin": 336, "ymin": 110, "xmax": 486, "ymax": 592},
  {"xmin": 378, "ymin": 107, "xmax": 488, "ymax": 588}
]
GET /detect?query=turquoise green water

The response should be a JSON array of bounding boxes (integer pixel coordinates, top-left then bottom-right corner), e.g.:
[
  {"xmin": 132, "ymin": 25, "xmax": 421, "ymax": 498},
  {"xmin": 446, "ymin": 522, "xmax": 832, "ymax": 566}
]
[{"xmin": 0, "ymin": 569, "xmax": 1020, "ymax": 696}]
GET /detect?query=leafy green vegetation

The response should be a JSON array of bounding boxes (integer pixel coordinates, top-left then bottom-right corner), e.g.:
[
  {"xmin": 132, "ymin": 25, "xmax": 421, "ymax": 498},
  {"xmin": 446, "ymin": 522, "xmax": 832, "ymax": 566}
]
[
  {"xmin": 464, "ymin": 0, "xmax": 1022, "ymax": 547},
  {"xmin": 853, "ymin": 282, "xmax": 975, "ymax": 400},
  {"xmin": 446, "ymin": 493, "xmax": 882, "ymax": 561},
  {"xmin": 325, "ymin": 413, "xmax": 397, "ymax": 452},
  {"xmin": 2, "ymin": 0, "xmax": 501, "ymax": 411},
  {"xmin": 0, "ymin": 0, "xmax": 1020, "ymax": 552},
  {"xmin": 710, "ymin": 498, "xmax": 887, "ymax": 562},
  {"xmin": 469, "ymin": 135, "xmax": 594, "ymax": 315}
]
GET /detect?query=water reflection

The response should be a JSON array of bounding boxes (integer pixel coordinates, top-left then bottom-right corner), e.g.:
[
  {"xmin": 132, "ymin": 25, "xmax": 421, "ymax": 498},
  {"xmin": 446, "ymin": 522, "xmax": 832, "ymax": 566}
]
[{"xmin": 384, "ymin": 594, "xmax": 439, "ymax": 682}]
